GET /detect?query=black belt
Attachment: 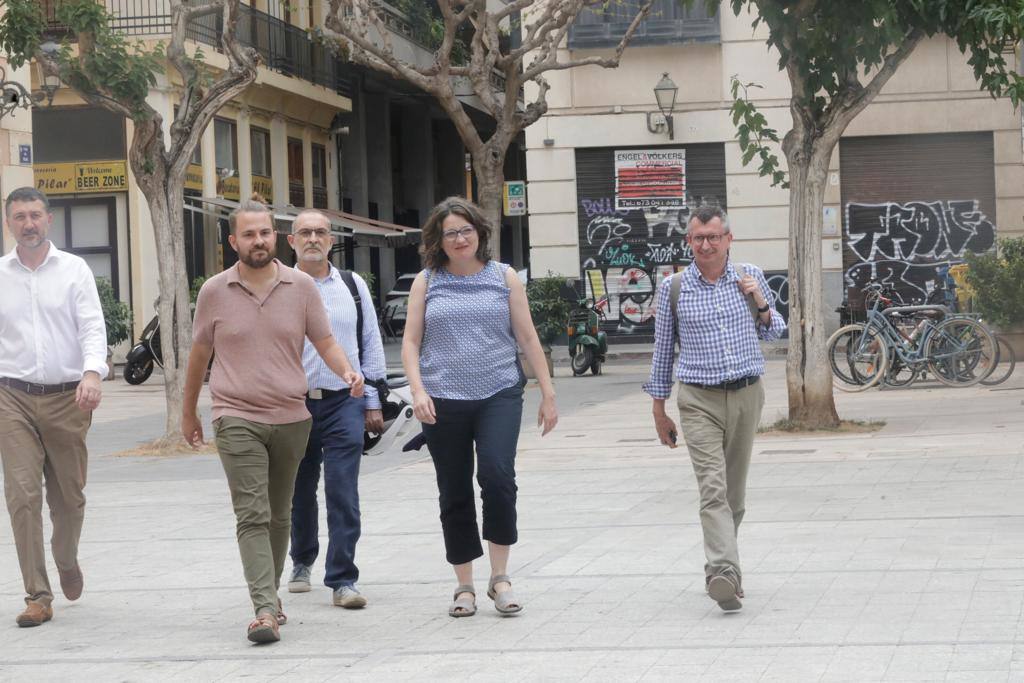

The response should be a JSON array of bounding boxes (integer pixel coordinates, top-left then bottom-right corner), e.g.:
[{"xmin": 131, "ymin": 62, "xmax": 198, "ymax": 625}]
[
  {"xmin": 0, "ymin": 377, "xmax": 80, "ymax": 395},
  {"xmin": 684, "ymin": 375, "xmax": 759, "ymax": 391},
  {"xmin": 306, "ymin": 388, "xmax": 350, "ymax": 400}
]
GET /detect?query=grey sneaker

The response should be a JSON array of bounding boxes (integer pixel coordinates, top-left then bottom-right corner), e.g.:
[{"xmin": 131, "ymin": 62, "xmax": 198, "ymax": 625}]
[
  {"xmin": 707, "ymin": 570, "xmax": 742, "ymax": 612},
  {"xmin": 333, "ymin": 586, "xmax": 367, "ymax": 609},
  {"xmin": 288, "ymin": 564, "xmax": 311, "ymax": 593}
]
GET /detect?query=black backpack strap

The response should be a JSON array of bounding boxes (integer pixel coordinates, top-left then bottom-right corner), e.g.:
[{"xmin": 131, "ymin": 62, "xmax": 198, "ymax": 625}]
[
  {"xmin": 669, "ymin": 270, "xmax": 683, "ymax": 351},
  {"xmin": 338, "ymin": 269, "xmax": 364, "ymax": 366}
]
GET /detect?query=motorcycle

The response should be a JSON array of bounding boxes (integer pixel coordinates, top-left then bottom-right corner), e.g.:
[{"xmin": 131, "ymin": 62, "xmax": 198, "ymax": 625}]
[
  {"xmin": 363, "ymin": 375, "xmax": 417, "ymax": 456},
  {"xmin": 124, "ymin": 311, "xmax": 162, "ymax": 385},
  {"xmin": 567, "ymin": 294, "xmax": 609, "ymax": 376}
]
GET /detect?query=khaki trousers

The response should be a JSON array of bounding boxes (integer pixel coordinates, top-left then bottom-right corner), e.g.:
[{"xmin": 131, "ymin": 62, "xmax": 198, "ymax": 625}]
[
  {"xmin": 0, "ymin": 386, "xmax": 91, "ymax": 606},
  {"xmin": 676, "ymin": 380, "xmax": 764, "ymax": 579},
  {"xmin": 214, "ymin": 415, "xmax": 312, "ymax": 617}
]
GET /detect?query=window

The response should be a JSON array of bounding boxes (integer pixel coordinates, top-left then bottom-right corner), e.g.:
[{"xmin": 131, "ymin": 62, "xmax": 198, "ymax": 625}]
[
  {"xmin": 312, "ymin": 143, "xmax": 327, "ymax": 209},
  {"xmin": 288, "ymin": 138, "xmax": 304, "ymax": 206},
  {"xmin": 251, "ymin": 127, "xmax": 271, "ymax": 177},
  {"xmin": 49, "ymin": 198, "xmax": 120, "ymax": 296},
  {"xmin": 214, "ymin": 118, "xmax": 238, "ymax": 174},
  {"xmin": 568, "ymin": 0, "xmax": 719, "ymax": 49},
  {"xmin": 32, "ymin": 107, "xmax": 126, "ymax": 163}
]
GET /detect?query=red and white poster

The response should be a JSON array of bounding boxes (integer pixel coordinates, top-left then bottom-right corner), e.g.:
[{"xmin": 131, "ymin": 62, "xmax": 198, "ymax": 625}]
[{"xmin": 613, "ymin": 149, "xmax": 686, "ymax": 210}]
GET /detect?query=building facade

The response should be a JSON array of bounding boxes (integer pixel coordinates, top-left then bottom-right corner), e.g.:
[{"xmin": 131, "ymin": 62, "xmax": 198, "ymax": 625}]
[
  {"xmin": 525, "ymin": 2, "xmax": 1024, "ymax": 341},
  {"xmin": 11, "ymin": 0, "xmax": 528, "ymax": 358}
]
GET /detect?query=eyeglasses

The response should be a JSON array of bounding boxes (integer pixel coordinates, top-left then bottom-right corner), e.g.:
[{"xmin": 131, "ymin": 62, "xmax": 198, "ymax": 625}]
[
  {"xmin": 295, "ymin": 228, "xmax": 331, "ymax": 240},
  {"xmin": 689, "ymin": 233, "xmax": 726, "ymax": 245},
  {"xmin": 442, "ymin": 225, "xmax": 476, "ymax": 242}
]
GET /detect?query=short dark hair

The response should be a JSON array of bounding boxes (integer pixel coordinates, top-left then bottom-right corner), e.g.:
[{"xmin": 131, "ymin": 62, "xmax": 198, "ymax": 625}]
[
  {"xmin": 419, "ymin": 196, "xmax": 492, "ymax": 269},
  {"xmin": 228, "ymin": 198, "xmax": 273, "ymax": 234},
  {"xmin": 5, "ymin": 187, "xmax": 50, "ymax": 216},
  {"xmin": 689, "ymin": 203, "xmax": 730, "ymax": 233}
]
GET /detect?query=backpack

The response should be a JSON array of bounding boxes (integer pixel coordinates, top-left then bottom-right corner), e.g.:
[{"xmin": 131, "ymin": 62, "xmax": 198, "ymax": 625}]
[{"xmin": 668, "ymin": 263, "xmax": 760, "ymax": 350}]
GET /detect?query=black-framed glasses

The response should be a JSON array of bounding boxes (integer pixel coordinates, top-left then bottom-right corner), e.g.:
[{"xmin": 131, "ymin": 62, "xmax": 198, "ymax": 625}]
[
  {"xmin": 689, "ymin": 233, "xmax": 725, "ymax": 245},
  {"xmin": 442, "ymin": 225, "xmax": 476, "ymax": 242}
]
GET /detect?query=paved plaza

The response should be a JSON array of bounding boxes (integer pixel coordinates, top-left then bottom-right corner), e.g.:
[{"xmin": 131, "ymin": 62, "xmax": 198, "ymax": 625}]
[{"xmin": 0, "ymin": 355, "xmax": 1022, "ymax": 681}]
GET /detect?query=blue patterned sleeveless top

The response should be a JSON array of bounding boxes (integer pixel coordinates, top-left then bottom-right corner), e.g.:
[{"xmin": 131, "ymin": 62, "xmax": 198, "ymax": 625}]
[{"xmin": 420, "ymin": 260, "xmax": 521, "ymax": 400}]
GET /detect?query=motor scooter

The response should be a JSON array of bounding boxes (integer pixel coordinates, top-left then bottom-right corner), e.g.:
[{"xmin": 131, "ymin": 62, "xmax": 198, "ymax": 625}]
[
  {"xmin": 567, "ymin": 295, "xmax": 609, "ymax": 376},
  {"xmin": 124, "ymin": 312, "xmax": 162, "ymax": 385},
  {"xmin": 363, "ymin": 375, "xmax": 417, "ymax": 456}
]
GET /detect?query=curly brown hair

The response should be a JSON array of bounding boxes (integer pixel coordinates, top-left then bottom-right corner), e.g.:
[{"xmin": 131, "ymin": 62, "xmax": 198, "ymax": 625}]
[{"xmin": 419, "ymin": 196, "xmax": 492, "ymax": 269}]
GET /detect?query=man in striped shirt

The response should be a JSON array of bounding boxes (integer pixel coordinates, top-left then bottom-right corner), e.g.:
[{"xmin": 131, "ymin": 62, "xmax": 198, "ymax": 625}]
[
  {"xmin": 643, "ymin": 204, "xmax": 786, "ymax": 612},
  {"xmin": 285, "ymin": 210, "xmax": 387, "ymax": 609}
]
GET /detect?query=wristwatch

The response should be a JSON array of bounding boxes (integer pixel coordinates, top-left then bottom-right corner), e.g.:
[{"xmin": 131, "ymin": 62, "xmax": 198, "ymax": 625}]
[{"xmin": 757, "ymin": 303, "xmax": 770, "ymax": 313}]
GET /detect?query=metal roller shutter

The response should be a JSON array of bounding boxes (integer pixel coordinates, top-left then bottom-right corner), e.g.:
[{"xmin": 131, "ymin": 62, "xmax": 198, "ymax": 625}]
[
  {"xmin": 839, "ymin": 132, "xmax": 997, "ymax": 310},
  {"xmin": 574, "ymin": 143, "xmax": 726, "ymax": 341}
]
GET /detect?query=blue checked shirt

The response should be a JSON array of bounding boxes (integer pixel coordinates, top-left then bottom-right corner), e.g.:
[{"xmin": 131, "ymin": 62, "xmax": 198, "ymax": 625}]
[
  {"xmin": 643, "ymin": 261, "xmax": 787, "ymax": 399},
  {"xmin": 299, "ymin": 265, "xmax": 386, "ymax": 410}
]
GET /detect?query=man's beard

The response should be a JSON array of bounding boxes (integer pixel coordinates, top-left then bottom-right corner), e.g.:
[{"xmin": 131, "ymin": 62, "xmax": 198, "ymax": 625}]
[
  {"xmin": 18, "ymin": 231, "xmax": 45, "ymax": 249},
  {"xmin": 240, "ymin": 243, "xmax": 275, "ymax": 268}
]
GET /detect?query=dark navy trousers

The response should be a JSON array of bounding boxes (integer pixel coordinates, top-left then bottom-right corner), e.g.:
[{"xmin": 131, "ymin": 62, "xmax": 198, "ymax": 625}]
[
  {"xmin": 421, "ymin": 385, "xmax": 524, "ymax": 565},
  {"xmin": 289, "ymin": 391, "xmax": 365, "ymax": 589}
]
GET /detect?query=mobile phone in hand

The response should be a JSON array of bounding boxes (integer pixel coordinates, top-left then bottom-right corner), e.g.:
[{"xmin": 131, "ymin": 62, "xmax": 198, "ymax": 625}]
[{"xmin": 668, "ymin": 430, "xmax": 677, "ymax": 445}]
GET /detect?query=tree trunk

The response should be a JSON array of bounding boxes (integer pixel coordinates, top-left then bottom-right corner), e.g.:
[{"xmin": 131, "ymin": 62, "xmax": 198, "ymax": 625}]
[
  {"xmin": 783, "ymin": 135, "xmax": 840, "ymax": 428},
  {"xmin": 130, "ymin": 123, "xmax": 193, "ymax": 449},
  {"xmin": 474, "ymin": 143, "xmax": 508, "ymax": 262}
]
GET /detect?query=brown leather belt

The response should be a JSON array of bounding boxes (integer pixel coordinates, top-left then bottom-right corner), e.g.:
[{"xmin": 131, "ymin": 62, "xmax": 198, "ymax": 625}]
[{"xmin": 0, "ymin": 377, "xmax": 80, "ymax": 395}]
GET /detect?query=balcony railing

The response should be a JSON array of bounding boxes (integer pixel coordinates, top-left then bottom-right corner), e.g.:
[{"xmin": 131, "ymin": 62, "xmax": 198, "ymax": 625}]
[{"xmin": 42, "ymin": 1, "xmax": 352, "ymax": 98}]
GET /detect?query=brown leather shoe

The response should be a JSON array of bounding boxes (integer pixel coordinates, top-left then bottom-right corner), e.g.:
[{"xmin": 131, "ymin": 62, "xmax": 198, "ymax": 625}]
[
  {"xmin": 59, "ymin": 565, "xmax": 83, "ymax": 601},
  {"xmin": 16, "ymin": 602, "xmax": 53, "ymax": 628}
]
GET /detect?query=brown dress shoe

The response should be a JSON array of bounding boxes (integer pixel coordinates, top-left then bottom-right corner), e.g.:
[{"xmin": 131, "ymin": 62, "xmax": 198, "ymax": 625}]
[
  {"xmin": 16, "ymin": 602, "xmax": 53, "ymax": 628},
  {"xmin": 59, "ymin": 565, "xmax": 83, "ymax": 601}
]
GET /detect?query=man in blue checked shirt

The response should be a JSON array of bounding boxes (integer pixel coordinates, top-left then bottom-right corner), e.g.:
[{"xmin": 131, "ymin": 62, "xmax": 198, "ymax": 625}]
[
  {"xmin": 285, "ymin": 210, "xmax": 386, "ymax": 609},
  {"xmin": 643, "ymin": 204, "xmax": 786, "ymax": 613}
]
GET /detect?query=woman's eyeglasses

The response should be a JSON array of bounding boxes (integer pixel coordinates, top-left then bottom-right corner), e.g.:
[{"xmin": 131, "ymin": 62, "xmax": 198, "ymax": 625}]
[{"xmin": 442, "ymin": 226, "xmax": 476, "ymax": 242}]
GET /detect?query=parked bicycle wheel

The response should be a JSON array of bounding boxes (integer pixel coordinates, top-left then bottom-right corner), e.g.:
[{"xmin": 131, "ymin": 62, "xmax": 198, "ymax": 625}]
[
  {"xmin": 980, "ymin": 335, "xmax": 1016, "ymax": 386},
  {"xmin": 925, "ymin": 317, "xmax": 997, "ymax": 387},
  {"xmin": 827, "ymin": 324, "xmax": 889, "ymax": 391},
  {"xmin": 883, "ymin": 353, "xmax": 920, "ymax": 388}
]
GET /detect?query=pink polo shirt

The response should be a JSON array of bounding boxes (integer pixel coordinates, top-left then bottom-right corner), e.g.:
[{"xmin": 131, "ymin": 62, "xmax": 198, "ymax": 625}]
[{"xmin": 193, "ymin": 260, "xmax": 332, "ymax": 424}]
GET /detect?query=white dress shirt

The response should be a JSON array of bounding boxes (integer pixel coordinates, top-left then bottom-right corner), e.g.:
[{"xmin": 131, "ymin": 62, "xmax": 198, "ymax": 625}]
[{"xmin": 0, "ymin": 242, "xmax": 108, "ymax": 384}]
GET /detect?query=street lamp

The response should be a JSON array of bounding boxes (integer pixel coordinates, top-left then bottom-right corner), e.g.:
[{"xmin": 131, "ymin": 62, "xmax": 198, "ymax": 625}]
[
  {"xmin": 646, "ymin": 72, "xmax": 679, "ymax": 140},
  {"xmin": 35, "ymin": 41, "xmax": 62, "ymax": 107},
  {"xmin": 0, "ymin": 41, "xmax": 62, "ymax": 120}
]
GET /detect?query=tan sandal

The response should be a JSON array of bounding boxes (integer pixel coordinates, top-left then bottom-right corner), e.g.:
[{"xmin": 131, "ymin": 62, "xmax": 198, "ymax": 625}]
[
  {"xmin": 487, "ymin": 574, "xmax": 523, "ymax": 615},
  {"xmin": 276, "ymin": 599, "xmax": 287, "ymax": 626},
  {"xmin": 448, "ymin": 584, "xmax": 476, "ymax": 617},
  {"xmin": 247, "ymin": 612, "xmax": 280, "ymax": 644}
]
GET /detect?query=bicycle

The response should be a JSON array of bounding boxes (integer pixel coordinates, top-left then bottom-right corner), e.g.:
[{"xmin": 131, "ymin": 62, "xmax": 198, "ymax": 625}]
[{"xmin": 827, "ymin": 283, "xmax": 997, "ymax": 391}]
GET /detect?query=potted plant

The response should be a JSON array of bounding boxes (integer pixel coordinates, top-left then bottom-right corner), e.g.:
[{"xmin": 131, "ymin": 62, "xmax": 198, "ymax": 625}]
[
  {"xmin": 96, "ymin": 277, "xmax": 131, "ymax": 380},
  {"xmin": 965, "ymin": 236, "xmax": 1024, "ymax": 357},
  {"xmin": 523, "ymin": 274, "xmax": 574, "ymax": 378}
]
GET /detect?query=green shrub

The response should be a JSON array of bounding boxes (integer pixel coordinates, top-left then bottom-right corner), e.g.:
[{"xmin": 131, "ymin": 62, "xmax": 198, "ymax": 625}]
[
  {"xmin": 965, "ymin": 237, "xmax": 1024, "ymax": 327},
  {"xmin": 526, "ymin": 273, "xmax": 574, "ymax": 346},
  {"xmin": 96, "ymin": 276, "xmax": 131, "ymax": 347}
]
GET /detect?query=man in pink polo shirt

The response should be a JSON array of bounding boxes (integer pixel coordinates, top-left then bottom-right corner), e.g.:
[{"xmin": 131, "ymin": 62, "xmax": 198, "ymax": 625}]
[{"xmin": 182, "ymin": 199, "xmax": 363, "ymax": 645}]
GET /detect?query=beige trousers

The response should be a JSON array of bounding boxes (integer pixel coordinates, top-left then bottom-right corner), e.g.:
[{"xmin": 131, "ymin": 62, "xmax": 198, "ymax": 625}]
[
  {"xmin": 0, "ymin": 386, "xmax": 91, "ymax": 606},
  {"xmin": 676, "ymin": 380, "xmax": 765, "ymax": 579},
  {"xmin": 214, "ymin": 415, "xmax": 312, "ymax": 617}
]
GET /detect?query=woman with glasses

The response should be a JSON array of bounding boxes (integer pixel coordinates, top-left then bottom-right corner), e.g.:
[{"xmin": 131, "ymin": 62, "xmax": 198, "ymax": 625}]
[{"xmin": 402, "ymin": 196, "xmax": 558, "ymax": 618}]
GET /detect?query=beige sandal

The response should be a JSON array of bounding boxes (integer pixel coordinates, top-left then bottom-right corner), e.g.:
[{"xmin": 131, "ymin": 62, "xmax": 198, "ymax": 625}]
[
  {"xmin": 276, "ymin": 598, "xmax": 287, "ymax": 626},
  {"xmin": 448, "ymin": 584, "xmax": 476, "ymax": 617},
  {"xmin": 487, "ymin": 574, "xmax": 523, "ymax": 615}
]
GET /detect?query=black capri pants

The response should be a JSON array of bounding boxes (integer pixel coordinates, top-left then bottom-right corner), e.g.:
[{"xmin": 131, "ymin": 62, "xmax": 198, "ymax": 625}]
[{"xmin": 421, "ymin": 385, "xmax": 524, "ymax": 565}]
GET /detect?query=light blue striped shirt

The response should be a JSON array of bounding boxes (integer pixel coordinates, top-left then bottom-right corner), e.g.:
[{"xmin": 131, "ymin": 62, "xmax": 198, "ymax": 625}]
[{"xmin": 298, "ymin": 265, "xmax": 386, "ymax": 409}]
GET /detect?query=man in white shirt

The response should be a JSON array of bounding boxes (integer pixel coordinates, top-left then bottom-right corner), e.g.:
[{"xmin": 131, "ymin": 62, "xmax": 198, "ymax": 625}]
[
  {"xmin": 0, "ymin": 187, "xmax": 107, "ymax": 628},
  {"xmin": 284, "ymin": 210, "xmax": 386, "ymax": 608}
]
